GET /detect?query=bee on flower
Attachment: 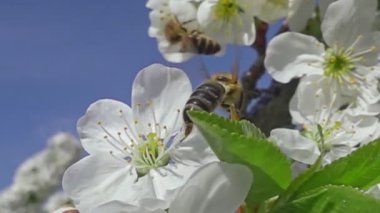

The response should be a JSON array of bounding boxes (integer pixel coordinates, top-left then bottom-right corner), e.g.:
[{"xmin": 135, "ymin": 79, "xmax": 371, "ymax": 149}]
[
  {"xmin": 147, "ymin": 0, "xmax": 223, "ymax": 62},
  {"xmin": 62, "ymin": 64, "xmax": 218, "ymax": 212}
]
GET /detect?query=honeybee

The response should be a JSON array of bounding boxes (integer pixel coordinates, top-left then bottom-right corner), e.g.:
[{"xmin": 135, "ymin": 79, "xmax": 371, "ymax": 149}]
[
  {"xmin": 183, "ymin": 62, "xmax": 243, "ymax": 136},
  {"xmin": 164, "ymin": 16, "xmax": 221, "ymax": 55}
]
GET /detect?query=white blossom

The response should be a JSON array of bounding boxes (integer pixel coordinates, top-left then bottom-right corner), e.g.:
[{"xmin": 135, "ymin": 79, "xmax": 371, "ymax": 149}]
[
  {"xmin": 270, "ymin": 77, "xmax": 380, "ymax": 165},
  {"xmin": 89, "ymin": 162, "xmax": 252, "ymax": 213},
  {"xmin": 253, "ymin": 0, "xmax": 316, "ymax": 32},
  {"xmin": 0, "ymin": 133, "xmax": 81, "ymax": 213},
  {"xmin": 255, "ymin": 0, "xmax": 288, "ymax": 24},
  {"xmin": 197, "ymin": 0, "xmax": 259, "ymax": 45},
  {"xmin": 148, "ymin": 0, "xmax": 222, "ymax": 63},
  {"xmin": 62, "ymin": 64, "xmax": 217, "ymax": 212},
  {"xmin": 265, "ymin": 0, "xmax": 380, "ymax": 115}
]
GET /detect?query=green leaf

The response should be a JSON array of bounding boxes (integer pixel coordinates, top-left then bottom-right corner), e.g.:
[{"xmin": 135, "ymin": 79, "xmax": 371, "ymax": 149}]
[
  {"xmin": 188, "ymin": 111, "xmax": 292, "ymax": 204},
  {"xmin": 273, "ymin": 185, "xmax": 380, "ymax": 213},
  {"xmin": 294, "ymin": 139, "xmax": 380, "ymax": 196},
  {"xmin": 272, "ymin": 155, "xmax": 323, "ymax": 211},
  {"xmin": 240, "ymin": 120, "xmax": 267, "ymax": 140}
]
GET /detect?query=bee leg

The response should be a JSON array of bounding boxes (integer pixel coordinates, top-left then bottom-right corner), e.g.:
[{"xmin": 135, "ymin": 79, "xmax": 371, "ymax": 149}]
[{"xmin": 229, "ymin": 105, "xmax": 240, "ymax": 120}]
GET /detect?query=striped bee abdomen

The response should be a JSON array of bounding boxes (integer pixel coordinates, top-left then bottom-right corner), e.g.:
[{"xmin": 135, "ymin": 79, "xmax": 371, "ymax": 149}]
[
  {"xmin": 189, "ymin": 32, "xmax": 221, "ymax": 55},
  {"xmin": 183, "ymin": 81, "xmax": 225, "ymax": 136}
]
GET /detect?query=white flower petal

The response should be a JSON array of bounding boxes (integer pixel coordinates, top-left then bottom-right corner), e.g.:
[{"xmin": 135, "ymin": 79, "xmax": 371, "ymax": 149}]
[
  {"xmin": 197, "ymin": 0, "xmax": 256, "ymax": 45},
  {"xmin": 318, "ymin": 0, "xmax": 336, "ymax": 19},
  {"xmin": 322, "ymin": 0, "xmax": 377, "ymax": 48},
  {"xmin": 345, "ymin": 115, "xmax": 380, "ymax": 145},
  {"xmin": 289, "ymin": 75, "xmax": 343, "ymax": 125},
  {"xmin": 169, "ymin": 162, "xmax": 253, "ymax": 213},
  {"xmin": 265, "ymin": 32, "xmax": 324, "ymax": 83},
  {"xmin": 62, "ymin": 154, "xmax": 144, "ymax": 212},
  {"xmin": 52, "ymin": 207, "xmax": 79, "ymax": 213},
  {"xmin": 270, "ymin": 128, "xmax": 320, "ymax": 164},
  {"xmin": 257, "ymin": 0, "xmax": 288, "ymax": 23},
  {"xmin": 351, "ymin": 32, "xmax": 380, "ymax": 67},
  {"xmin": 367, "ymin": 184, "xmax": 380, "ymax": 200},
  {"xmin": 169, "ymin": 0, "xmax": 197, "ymax": 23},
  {"xmin": 146, "ymin": 163, "xmax": 201, "ymax": 203},
  {"xmin": 197, "ymin": 1, "xmax": 215, "ymax": 28},
  {"xmin": 146, "ymin": 0, "xmax": 167, "ymax": 9},
  {"xmin": 159, "ymin": 45, "xmax": 195, "ymax": 63},
  {"xmin": 323, "ymin": 146, "xmax": 355, "ymax": 165},
  {"xmin": 172, "ymin": 127, "xmax": 218, "ymax": 165},
  {"xmin": 148, "ymin": 9, "xmax": 165, "ymax": 38},
  {"xmin": 132, "ymin": 64, "xmax": 192, "ymax": 136},
  {"xmin": 77, "ymin": 99, "xmax": 137, "ymax": 156},
  {"xmin": 346, "ymin": 102, "xmax": 380, "ymax": 116},
  {"xmin": 288, "ymin": 0, "xmax": 315, "ymax": 32},
  {"xmin": 90, "ymin": 201, "xmax": 165, "ymax": 213}
]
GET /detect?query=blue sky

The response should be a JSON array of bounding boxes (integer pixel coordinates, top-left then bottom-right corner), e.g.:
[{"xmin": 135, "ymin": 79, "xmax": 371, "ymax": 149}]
[{"xmin": 0, "ymin": 0, "xmax": 268, "ymax": 189}]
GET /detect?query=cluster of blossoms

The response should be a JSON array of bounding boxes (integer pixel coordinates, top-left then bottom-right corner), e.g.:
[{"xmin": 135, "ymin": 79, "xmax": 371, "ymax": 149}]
[
  {"xmin": 267, "ymin": 0, "xmax": 380, "ymax": 171},
  {"xmin": 0, "ymin": 133, "xmax": 81, "ymax": 213},
  {"xmin": 55, "ymin": 0, "xmax": 380, "ymax": 212},
  {"xmin": 147, "ymin": 0, "xmax": 318, "ymax": 62},
  {"xmin": 60, "ymin": 64, "xmax": 252, "ymax": 212}
]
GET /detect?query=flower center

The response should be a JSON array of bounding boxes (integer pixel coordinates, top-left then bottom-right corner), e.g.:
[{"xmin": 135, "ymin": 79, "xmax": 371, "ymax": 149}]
[
  {"xmin": 323, "ymin": 48, "xmax": 354, "ymax": 78},
  {"xmin": 96, "ymin": 103, "xmax": 183, "ymax": 178},
  {"xmin": 213, "ymin": 0, "xmax": 244, "ymax": 21},
  {"xmin": 132, "ymin": 132, "xmax": 171, "ymax": 176}
]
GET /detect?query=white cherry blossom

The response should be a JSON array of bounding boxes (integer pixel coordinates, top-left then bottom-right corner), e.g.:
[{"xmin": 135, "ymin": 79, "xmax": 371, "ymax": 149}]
[
  {"xmin": 0, "ymin": 133, "xmax": 81, "ymax": 213},
  {"xmin": 253, "ymin": 0, "xmax": 316, "ymax": 32},
  {"xmin": 88, "ymin": 162, "xmax": 253, "ymax": 213},
  {"xmin": 270, "ymin": 77, "xmax": 380, "ymax": 165},
  {"xmin": 197, "ymin": 0, "xmax": 259, "ymax": 45},
  {"xmin": 62, "ymin": 64, "xmax": 217, "ymax": 212},
  {"xmin": 265, "ymin": 0, "xmax": 380, "ymax": 115}
]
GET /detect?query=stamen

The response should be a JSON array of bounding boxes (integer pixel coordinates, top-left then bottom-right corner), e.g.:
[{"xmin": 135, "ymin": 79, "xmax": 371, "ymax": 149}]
[
  {"xmin": 117, "ymin": 132, "xmax": 132, "ymax": 152},
  {"xmin": 148, "ymin": 101, "xmax": 160, "ymax": 136},
  {"xmin": 119, "ymin": 109, "xmax": 140, "ymax": 140},
  {"xmin": 103, "ymin": 136, "xmax": 128, "ymax": 155},
  {"xmin": 98, "ymin": 122, "xmax": 129, "ymax": 153},
  {"xmin": 123, "ymin": 127, "xmax": 137, "ymax": 146},
  {"xmin": 144, "ymin": 146, "xmax": 155, "ymax": 166},
  {"xmin": 345, "ymin": 35, "xmax": 363, "ymax": 51},
  {"xmin": 351, "ymin": 46, "xmax": 376, "ymax": 58}
]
